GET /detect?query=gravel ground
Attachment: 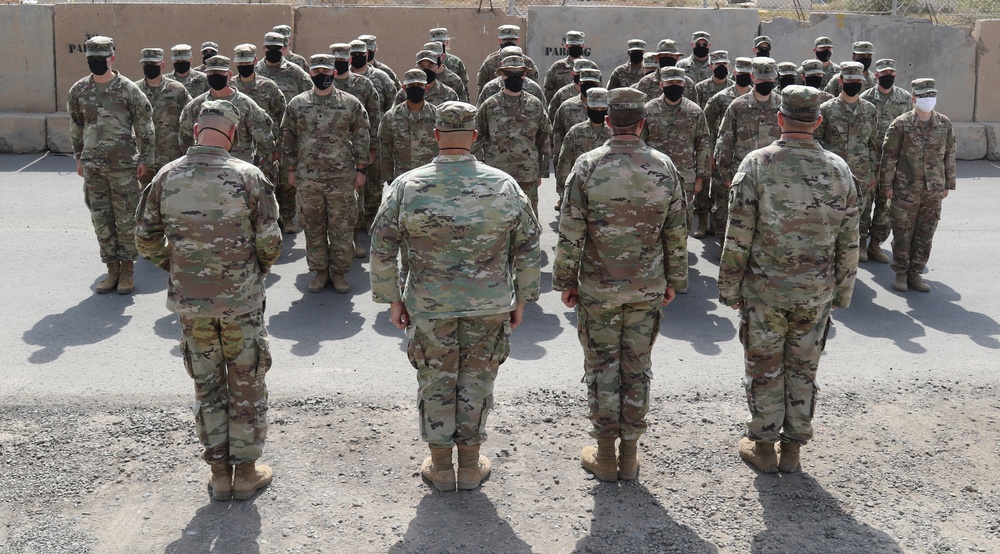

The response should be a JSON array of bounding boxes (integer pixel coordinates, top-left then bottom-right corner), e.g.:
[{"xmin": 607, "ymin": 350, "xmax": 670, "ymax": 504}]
[{"xmin": 2, "ymin": 381, "xmax": 997, "ymax": 553}]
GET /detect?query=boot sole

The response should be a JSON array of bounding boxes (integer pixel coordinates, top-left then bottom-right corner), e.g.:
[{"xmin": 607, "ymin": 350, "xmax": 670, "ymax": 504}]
[
  {"xmin": 117, "ymin": 287, "xmax": 134, "ymax": 295},
  {"xmin": 211, "ymin": 487, "xmax": 233, "ymax": 501},
  {"xmin": 618, "ymin": 465, "xmax": 639, "ymax": 480},
  {"xmin": 232, "ymin": 484, "xmax": 269, "ymax": 500}
]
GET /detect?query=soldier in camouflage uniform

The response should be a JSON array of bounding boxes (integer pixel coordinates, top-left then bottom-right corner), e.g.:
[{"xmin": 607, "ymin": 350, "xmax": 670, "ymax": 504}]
[
  {"xmin": 860, "ymin": 58, "xmax": 912, "ymax": 263},
  {"xmin": 796, "ymin": 37, "xmax": 839, "ymax": 89},
  {"xmin": 548, "ymin": 58, "xmax": 599, "ymax": 118},
  {"xmin": 230, "ymin": 44, "xmax": 286, "ymax": 136},
  {"xmin": 551, "ymin": 68, "xmax": 602, "ymax": 189},
  {"xmin": 607, "ymin": 39, "xmax": 646, "ymax": 90},
  {"xmin": 816, "ymin": 62, "xmax": 878, "ymax": 260},
  {"xmin": 633, "ymin": 40, "xmax": 696, "ymax": 103},
  {"xmin": 194, "ymin": 42, "xmax": 219, "ymax": 73},
  {"xmin": 752, "ymin": 36, "xmax": 772, "ymax": 58},
  {"xmin": 555, "ymin": 87, "xmax": 611, "ymax": 203},
  {"xmin": 719, "ymin": 86, "xmax": 860, "ymax": 475},
  {"xmin": 478, "ymin": 46, "xmax": 546, "ymax": 105},
  {"xmin": 477, "ymin": 25, "xmax": 539, "ymax": 89},
  {"xmin": 694, "ymin": 51, "xmax": 732, "ymax": 109},
  {"xmin": 393, "ymin": 50, "xmax": 460, "ymax": 107},
  {"xmin": 422, "ymin": 41, "xmax": 469, "ymax": 103},
  {"xmin": 554, "ymin": 87, "xmax": 688, "ymax": 483},
  {"xmin": 800, "ymin": 60, "xmax": 836, "ymax": 103},
  {"xmin": 473, "ymin": 56, "xmax": 552, "ymax": 216},
  {"xmin": 136, "ymin": 99, "xmax": 282, "ymax": 502},
  {"xmin": 370, "ymin": 101, "xmax": 541, "ymax": 492},
  {"xmin": 359, "ymin": 35, "xmax": 400, "ymax": 89},
  {"xmin": 544, "ymin": 30, "xmax": 587, "ymax": 104},
  {"xmin": 677, "ymin": 31, "xmax": 713, "ymax": 85},
  {"xmin": 641, "ymin": 66, "xmax": 710, "ymax": 237},
  {"xmin": 429, "ymin": 28, "xmax": 469, "ymax": 97},
  {"xmin": 282, "ymin": 54, "xmax": 370, "ymax": 295},
  {"xmin": 713, "ymin": 57, "xmax": 782, "ymax": 244},
  {"xmin": 825, "ymin": 41, "xmax": 875, "ymax": 96},
  {"xmin": 379, "ymin": 69, "xmax": 439, "ymax": 183},
  {"xmin": 165, "ymin": 44, "xmax": 209, "ymax": 98},
  {"xmin": 350, "ymin": 39, "xmax": 397, "ymax": 227},
  {"xmin": 880, "ymin": 78, "xmax": 956, "ymax": 293},
  {"xmin": 777, "ymin": 62, "xmax": 799, "ymax": 92},
  {"xmin": 271, "ymin": 24, "xmax": 309, "ymax": 72},
  {"xmin": 68, "ymin": 36, "xmax": 155, "ymax": 296},
  {"xmin": 135, "ymin": 48, "xmax": 191, "ymax": 186}
]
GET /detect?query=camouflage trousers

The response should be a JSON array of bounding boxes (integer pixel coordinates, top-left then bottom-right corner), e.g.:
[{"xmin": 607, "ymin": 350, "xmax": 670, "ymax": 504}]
[
  {"xmin": 357, "ymin": 163, "xmax": 384, "ymax": 231},
  {"xmin": 577, "ymin": 298, "xmax": 661, "ymax": 441},
  {"xmin": 82, "ymin": 163, "xmax": 140, "ymax": 263},
  {"xmin": 275, "ymin": 161, "xmax": 297, "ymax": 226},
  {"xmin": 693, "ymin": 175, "xmax": 712, "ymax": 220},
  {"xmin": 890, "ymin": 186, "xmax": 943, "ymax": 276},
  {"xmin": 861, "ymin": 185, "xmax": 890, "ymax": 243},
  {"xmin": 711, "ymin": 166, "xmax": 730, "ymax": 241},
  {"xmin": 519, "ymin": 181, "xmax": 540, "ymax": 217},
  {"xmin": 739, "ymin": 300, "xmax": 831, "ymax": 444},
  {"xmin": 407, "ymin": 312, "xmax": 511, "ymax": 449},
  {"xmin": 179, "ymin": 309, "xmax": 272, "ymax": 465},
  {"xmin": 298, "ymin": 176, "xmax": 358, "ymax": 274}
]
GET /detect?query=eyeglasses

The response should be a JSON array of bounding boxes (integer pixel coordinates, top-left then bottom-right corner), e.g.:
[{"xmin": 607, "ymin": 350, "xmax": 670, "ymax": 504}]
[{"xmin": 915, "ymin": 92, "xmax": 938, "ymax": 98}]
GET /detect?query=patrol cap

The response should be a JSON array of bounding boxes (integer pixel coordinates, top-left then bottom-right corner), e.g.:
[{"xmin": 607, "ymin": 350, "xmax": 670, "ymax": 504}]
[
  {"xmin": 310, "ymin": 54, "xmax": 335, "ymax": 71},
  {"xmin": 330, "ymin": 43, "xmax": 351, "ymax": 60},
  {"xmin": 500, "ymin": 45, "xmax": 523, "ymax": 58},
  {"xmin": 199, "ymin": 99, "xmax": 240, "ymax": 127},
  {"xmin": 875, "ymin": 58, "xmax": 896, "ymax": 73},
  {"xmin": 692, "ymin": 31, "xmax": 711, "ymax": 43},
  {"xmin": 435, "ymin": 101, "xmax": 477, "ymax": 131},
  {"xmin": 233, "ymin": 44, "xmax": 256, "ymax": 64},
  {"xmin": 709, "ymin": 50, "xmax": 730, "ymax": 64},
  {"xmin": 350, "ymin": 40, "xmax": 368, "ymax": 54},
  {"xmin": 659, "ymin": 67, "xmax": 686, "ymax": 83},
  {"xmin": 140, "ymin": 48, "xmax": 163, "ymax": 63},
  {"xmin": 402, "ymin": 68, "xmax": 428, "ymax": 86},
  {"xmin": 751, "ymin": 57, "xmax": 777, "ymax": 80},
  {"xmin": 734, "ymin": 57, "xmax": 753, "ymax": 74},
  {"xmin": 273, "ymin": 25, "xmax": 292, "ymax": 38},
  {"xmin": 423, "ymin": 42, "xmax": 443, "ymax": 56},
  {"xmin": 416, "ymin": 49, "xmax": 439, "ymax": 65},
  {"xmin": 779, "ymin": 85, "xmax": 822, "ymax": 122},
  {"xmin": 777, "ymin": 62, "xmax": 798, "ymax": 76},
  {"xmin": 642, "ymin": 52, "xmax": 659, "ymax": 69},
  {"xmin": 627, "ymin": 39, "xmax": 646, "ymax": 51},
  {"xmin": 586, "ymin": 87, "xmax": 609, "ymax": 109},
  {"xmin": 801, "ymin": 59, "xmax": 825, "ymax": 76},
  {"xmin": 656, "ymin": 39, "xmax": 681, "ymax": 55},
  {"xmin": 565, "ymin": 30, "xmax": 585, "ymax": 45},
  {"xmin": 911, "ymin": 78, "xmax": 936, "ymax": 96},
  {"xmin": 498, "ymin": 25, "xmax": 520, "ymax": 40},
  {"xmin": 203, "ymin": 55, "xmax": 231, "ymax": 73},
  {"xmin": 499, "ymin": 55, "xmax": 527, "ymax": 70},
  {"xmin": 358, "ymin": 35, "xmax": 377, "ymax": 50},
  {"xmin": 753, "ymin": 36, "xmax": 772, "ymax": 48},
  {"xmin": 85, "ymin": 36, "xmax": 114, "ymax": 58},
  {"xmin": 606, "ymin": 87, "xmax": 647, "ymax": 126},
  {"xmin": 264, "ymin": 32, "xmax": 287, "ymax": 47},
  {"xmin": 201, "ymin": 41, "xmax": 219, "ymax": 53},
  {"xmin": 171, "ymin": 44, "xmax": 193, "ymax": 62},
  {"xmin": 430, "ymin": 28, "xmax": 449, "ymax": 42},
  {"xmin": 814, "ymin": 36, "xmax": 833, "ymax": 48},
  {"xmin": 579, "ymin": 68, "xmax": 602, "ymax": 84},
  {"xmin": 840, "ymin": 61, "xmax": 865, "ymax": 81},
  {"xmin": 852, "ymin": 41, "xmax": 874, "ymax": 54},
  {"xmin": 572, "ymin": 58, "xmax": 598, "ymax": 72}
]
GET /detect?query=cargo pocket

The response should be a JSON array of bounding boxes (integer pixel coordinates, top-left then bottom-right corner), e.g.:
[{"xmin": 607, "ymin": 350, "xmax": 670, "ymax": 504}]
[
  {"xmin": 418, "ymin": 400, "xmax": 429, "ymax": 440},
  {"xmin": 477, "ymin": 396, "xmax": 495, "ymax": 436},
  {"xmin": 255, "ymin": 337, "xmax": 273, "ymax": 378},
  {"xmin": 738, "ymin": 312, "xmax": 749, "ymax": 347},
  {"xmin": 492, "ymin": 320, "xmax": 511, "ymax": 366},
  {"xmin": 819, "ymin": 316, "xmax": 832, "ymax": 352},
  {"xmin": 407, "ymin": 328, "xmax": 426, "ymax": 370},
  {"xmin": 743, "ymin": 375, "xmax": 756, "ymax": 417},
  {"xmin": 809, "ymin": 381, "xmax": 821, "ymax": 419},
  {"xmin": 181, "ymin": 340, "xmax": 195, "ymax": 379},
  {"xmin": 648, "ymin": 307, "xmax": 662, "ymax": 349},
  {"xmin": 642, "ymin": 368, "xmax": 655, "ymax": 409},
  {"xmin": 253, "ymin": 396, "xmax": 269, "ymax": 445}
]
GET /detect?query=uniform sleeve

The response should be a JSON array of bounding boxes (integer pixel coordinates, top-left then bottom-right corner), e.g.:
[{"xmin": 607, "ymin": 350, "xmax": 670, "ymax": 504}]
[
  {"xmin": 377, "ymin": 117, "xmax": 394, "ymax": 181},
  {"xmin": 944, "ymin": 120, "xmax": 957, "ymax": 190},
  {"xmin": 704, "ymin": 95, "xmax": 723, "ymax": 146},
  {"xmin": 878, "ymin": 118, "xmax": 902, "ymax": 196},
  {"xmin": 510, "ymin": 185, "xmax": 542, "ymax": 303},
  {"xmin": 130, "ymin": 88, "xmax": 156, "ymax": 165},
  {"xmin": 271, "ymin": 87, "xmax": 287, "ymax": 128},
  {"xmin": 280, "ymin": 101, "xmax": 299, "ymax": 171},
  {"xmin": 68, "ymin": 88, "xmax": 84, "ymax": 159},
  {"xmin": 608, "ymin": 69, "xmax": 622, "ymax": 91},
  {"xmin": 298, "ymin": 71, "xmax": 313, "ymax": 95},
  {"xmin": 477, "ymin": 60, "xmax": 491, "ymax": 89},
  {"xmin": 824, "ymin": 77, "xmax": 840, "ymax": 95},
  {"xmin": 352, "ymin": 102, "xmax": 372, "ymax": 164},
  {"xmin": 543, "ymin": 65, "xmax": 558, "ymax": 104},
  {"xmin": 815, "ymin": 106, "xmax": 831, "ymax": 150},
  {"xmin": 369, "ymin": 180, "xmax": 404, "ymax": 303},
  {"xmin": 472, "ymin": 105, "xmax": 489, "ymax": 161},
  {"xmin": 178, "ymin": 100, "xmax": 196, "ymax": 153},
  {"xmin": 364, "ymin": 86, "xmax": 381, "ymax": 141},
  {"xmin": 865, "ymin": 108, "xmax": 879, "ymax": 183},
  {"xmin": 537, "ymin": 108, "xmax": 552, "ymax": 177},
  {"xmin": 661, "ymin": 165, "xmax": 690, "ymax": 291},
  {"xmin": 248, "ymin": 102, "xmax": 275, "ymax": 162},
  {"xmin": 135, "ymin": 178, "xmax": 170, "ymax": 271},
  {"xmin": 551, "ymin": 105, "xmax": 567, "ymax": 162},
  {"xmin": 833, "ymin": 170, "xmax": 861, "ymax": 308},
  {"xmin": 694, "ymin": 110, "xmax": 710, "ymax": 181},
  {"xmin": 247, "ymin": 168, "xmax": 283, "ymax": 273},
  {"xmin": 714, "ymin": 104, "xmax": 737, "ymax": 181},
  {"xmin": 556, "ymin": 135, "xmax": 575, "ymax": 194},
  {"xmin": 552, "ymin": 157, "xmax": 591, "ymax": 291},
  {"xmin": 717, "ymin": 161, "xmax": 758, "ymax": 306}
]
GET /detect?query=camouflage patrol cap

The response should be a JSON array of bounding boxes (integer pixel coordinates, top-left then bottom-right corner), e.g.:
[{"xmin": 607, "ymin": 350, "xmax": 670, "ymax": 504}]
[
  {"xmin": 627, "ymin": 39, "xmax": 646, "ymax": 51},
  {"xmin": 85, "ymin": 36, "xmax": 114, "ymax": 58},
  {"xmin": 777, "ymin": 62, "xmax": 798, "ymax": 76},
  {"xmin": 358, "ymin": 35, "xmax": 377, "ymax": 50},
  {"xmin": 875, "ymin": 58, "xmax": 896, "ymax": 73},
  {"xmin": 565, "ymin": 31, "xmax": 585, "ymax": 45},
  {"xmin": 656, "ymin": 39, "xmax": 681, "ymax": 55},
  {"xmin": 499, "ymin": 55, "xmax": 527, "ymax": 70},
  {"xmin": 734, "ymin": 57, "xmax": 753, "ymax": 74},
  {"xmin": 840, "ymin": 61, "xmax": 865, "ymax": 81},
  {"xmin": 500, "ymin": 45, "xmax": 523, "ymax": 58},
  {"xmin": 416, "ymin": 49, "xmax": 439, "ymax": 65},
  {"xmin": 710, "ymin": 50, "xmax": 730, "ymax": 64},
  {"xmin": 435, "ymin": 101, "xmax": 477, "ymax": 131},
  {"xmin": 330, "ymin": 43, "xmax": 351, "ymax": 60},
  {"xmin": 852, "ymin": 41, "xmax": 874, "ymax": 54},
  {"xmin": 606, "ymin": 87, "xmax": 646, "ymax": 126},
  {"xmin": 171, "ymin": 44, "xmax": 193, "ymax": 62},
  {"xmin": 801, "ymin": 59, "xmax": 825, "ymax": 76},
  {"xmin": 233, "ymin": 44, "xmax": 256, "ymax": 64},
  {"xmin": 498, "ymin": 25, "xmax": 520, "ymax": 40},
  {"xmin": 272, "ymin": 25, "xmax": 292, "ymax": 38},
  {"xmin": 203, "ymin": 55, "xmax": 231, "ymax": 73},
  {"xmin": 310, "ymin": 54, "xmax": 335, "ymax": 70},
  {"xmin": 911, "ymin": 78, "xmax": 936, "ymax": 96},
  {"xmin": 199, "ymin": 99, "xmax": 241, "ymax": 127},
  {"xmin": 586, "ymin": 87, "xmax": 609, "ymax": 109},
  {"xmin": 658, "ymin": 67, "xmax": 686, "ymax": 83},
  {"xmin": 642, "ymin": 52, "xmax": 658, "ymax": 69},
  {"xmin": 350, "ymin": 40, "xmax": 368, "ymax": 54},
  {"xmin": 692, "ymin": 31, "xmax": 711, "ymax": 42},
  {"xmin": 402, "ymin": 68, "xmax": 428, "ymax": 86},
  {"xmin": 201, "ymin": 42, "xmax": 219, "ymax": 53},
  {"xmin": 579, "ymin": 68, "xmax": 602, "ymax": 84},
  {"xmin": 430, "ymin": 28, "xmax": 449, "ymax": 42},
  {"xmin": 139, "ymin": 48, "xmax": 163, "ymax": 63},
  {"xmin": 264, "ymin": 32, "xmax": 287, "ymax": 47},
  {"xmin": 753, "ymin": 36, "xmax": 772, "ymax": 48},
  {"xmin": 751, "ymin": 57, "xmax": 777, "ymax": 80},
  {"xmin": 779, "ymin": 85, "xmax": 822, "ymax": 122},
  {"xmin": 572, "ymin": 58, "xmax": 598, "ymax": 72},
  {"xmin": 814, "ymin": 36, "xmax": 833, "ymax": 48},
  {"xmin": 424, "ymin": 42, "xmax": 444, "ymax": 56}
]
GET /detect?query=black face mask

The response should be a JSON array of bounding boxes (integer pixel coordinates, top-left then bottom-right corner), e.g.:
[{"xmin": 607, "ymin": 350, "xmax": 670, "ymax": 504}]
[
  {"xmin": 264, "ymin": 49, "xmax": 282, "ymax": 64},
  {"xmin": 573, "ymin": 74, "xmax": 580, "ymax": 85},
  {"xmin": 659, "ymin": 56, "xmax": 676, "ymax": 68},
  {"xmin": 629, "ymin": 51, "xmax": 644, "ymax": 64},
  {"xmin": 367, "ymin": 51, "xmax": 375, "ymax": 62},
  {"xmin": 754, "ymin": 81, "xmax": 775, "ymax": 96},
  {"xmin": 662, "ymin": 85, "xmax": 685, "ymax": 102},
  {"xmin": 504, "ymin": 74, "xmax": 524, "ymax": 93},
  {"xmin": 173, "ymin": 61, "xmax": 191, "ymax": 75},
  {"xmin": 878, "ymin": 74, "xmax": 895, "ymax": 89},
  {"xmin": 805, "ymin": 75, "xmax": 824, "ymax": 88},
  {"xmin": 351, "ymin": 55, "xmax": 367, "ymax": 69},
  {"xmin": 568, "ymin": 45, "xmax": 584, "ymax": 58},
  {"xmin": 816, "ymin": 49, "xmax": 832, "ymax": 62},
  {"xmin": 405, "ymin": 86, "xmax": 426, "ymax": 103},
  {"xmin": 423, "ymin": 68, "xmax": 437, "ymax": 84},
  {"xmin": 756, "ymin": 48, "xmax": 770, "ymax": 57},
  {"xmin": 311, "ymin": 73, "xmax": 334, "ymax": 90},
  {"xmin": 580, "ymin": 82, "xmax": 597, "ymax": 98},
  {"xmin": 237, "ymin": 65, "xmax": 255, "ymax": 78},
  {"xmin": 207, "ymin": 74, "xmax": 229, "ymax": 91},
  {"xmin": 779, "ymin": 76, "xmax": 796, "ymax": 89},
  {"xmin": 142, "ymin": 64, "xmax": 161, "ymax": 80},
  {"xmin": 88, "ymin": 57, "xmax": 109, "ymax": 76},
  {"xmin": 202, "ymin": 52, "xmax": 217, "ymax": 65},
  {"xmin": 587, "ymin": 108, "xmax": 606, "ymax": 125},
  {"xmin": 693, "ymin": 46, "xmax": 710, "ymax": 58},
  {"xmin": 857, "ymin": 57, "xmax": 872, "ymax": 71},
  {"xmin": 501, "ymin": 40, "xmax": 517, "ymax": 48},
  {"xmin": 335, "ymin": 60, "xmax": 350, "ymax": 75},
  {"xmin": 713, "ymin": 65, "xmax": 728, "ymax": 80},
  {"xmin": 735, "ymin": 73, "xmax": 752, "ymax": 88},
  {"xmin": 842, "ymin": 82, "xmax": 863, "ymax": 97}
]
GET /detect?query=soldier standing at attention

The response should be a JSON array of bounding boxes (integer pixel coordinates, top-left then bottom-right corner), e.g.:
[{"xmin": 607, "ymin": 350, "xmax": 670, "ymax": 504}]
[
  {"xmin": 477, "ymin": 25, "xmax": 539, "ymax": 89},
  {"xmin": 633, "ymin": 40, "xmax": 696, "ymax": 103},
  {"xmin": 136, "ymin": 99, "xmax": 282, "ymax": 501},
  {"xmin": 719, "ymin": 86, "xmax": 859, "ymax": 474},
  {"xmin": 165, "ymin": 44, "xmax": 209, "ymax": 98},
  {"xmin": 256, "ymin": 32, "xmax": 312, "ymax": 103},
  {"xmin": 473, "ymin": 56, "xmax": 552, "ymax": 215},
  {"xmin": 880, "ymin": 79, "xmax": 956, "ymax": 293},
  {"xmin": 230, "ymin": 44, "xmax": 286, "ymax": 140},
  {"xmin": 554, "ymin": 87, "xmax": 688, "ymax": 483},
  {"xmin": 544, "ymin": 30, "xmax": 587, "ymax": 104},
  {"xmin": 393, "ymin": 49, "xmax": 460, "ymax": 107},
  {"xmin": 195, "ymin": 42, "xmax": 219, "ymax": 73},
  {"xmin": 551, "ymin": 68, "xmax": 603, "ymax": 190},
  {"xmin": 555, "ymin": 87, "xmax": 611, "ymax": 205},
  {"xmin": 422, "ymin": 41, "xmax": 469, "ymax": 103},
  {"xmin": 777, "ymin": 62, "xmax": 799, "ymax": 92},
  {"xmin": 271, "ymin": 24, "xmax": 309, "ymax": 72},
  {"xmin": 548, "ymin": 58, "xmax": 599, "ymax": 118},
  {"xmin": 68, "ymin": 36, "xmax": 154, "ymax": 295},
  {"xmin": 607, "ymin": 39, "xmax": 647, "ymax": 90},
  {"xmin": 370, "ymin": 101, "xmax": 541, "ymax": 492},
  {"xmin": 281, "ymin": 54, "xmax": 370, "ymax": 294},
  {"xmin": 800, "ymin": 60, "xmax": 836, "ymax": 103},
  {"xmin": 702, "ymin": 56, "xmax": 752, "ymax": 239},
  {"xmin": 797, "ymin": 37, "xmax": 839, "ymax": 88},
  {"xmin": 359, "ymin": 35, "xmax": 400, "ymax": 89},
  {"xmin": 826, "ymin": 41, "xmax": 875, "ymax": 96},
  {"xmin": 752, "ymin": 36, "xmax": 772, "ymax": 58},
  {"xmin": 429, "ymin": 28, "xmax": 469, "ymax": 96},
  {"xmin": 677, "ymin": 31, "xmax": 713, "ymax": 85},
  {"xmin": 478, "ymin": 46, "xmax": 546, "ymax": 105},
  {"xmin": 135, "ymin": 47, "xmax": 191, "ymax": 186},
  {"xmin": 694, "ymin": 51, "xmax": 732, "ymax": 109},
  {"xmin": 379, "ymin": 69, "xmax": 440, "ymax": 184}
]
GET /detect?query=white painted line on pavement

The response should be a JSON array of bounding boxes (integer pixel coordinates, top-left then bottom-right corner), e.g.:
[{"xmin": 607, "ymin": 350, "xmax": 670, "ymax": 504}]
[{"xmin": 15, "ymin": 152, "xmax": 49, "ymax": 173}]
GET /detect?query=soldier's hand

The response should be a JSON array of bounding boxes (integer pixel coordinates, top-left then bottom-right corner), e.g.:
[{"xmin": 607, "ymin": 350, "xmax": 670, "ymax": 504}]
[
  {"xmin": 287, "ymin": 171, "xmax": 296, "ymax": 188},
  {"xmin": 355, "ymin": 171, "xmax": 366, "ymax": 190},
  {"xmin": 369, "ymin": 149, "xmax": 377, "ymax": 165},
  {"xmin": 884, "ymin": 188, "xmax": 893, "ymax": 200},
  {"xmin": 663, "ymin": 287, "xmax": 676, "ymax": 307},
  {"xmin": 136, "ymin": 164, "xmax": 148, "ymax": 180},
  {"xmin": 76, "ymin": 159, "xmax": 84, "ymax": 177},
  {"xmin": 509, "ymin": 302, "xmax": 526, "ymax": 330},
  {"xmin": 942, "ymin": 189, "xmax": 949, "ymax": 199},
  {"xmin": 561, "ymin": 288, "xmax": 578, "ymax": 308},
  {"xmin": 390, "ymin": 301, "xmax": 409, "ymax": 330},
  {"xmin": 694, "ymin": 178, "xmax": 704, "ymax": 194}
]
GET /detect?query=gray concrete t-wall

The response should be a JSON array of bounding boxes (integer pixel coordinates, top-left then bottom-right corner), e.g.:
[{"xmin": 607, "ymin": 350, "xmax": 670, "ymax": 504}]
[{"xmin": 0, "ymin": 5, "xmax": 56, "ymax": 113}]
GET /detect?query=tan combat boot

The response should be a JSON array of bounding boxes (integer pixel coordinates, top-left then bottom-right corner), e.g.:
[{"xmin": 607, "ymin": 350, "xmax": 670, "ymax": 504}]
[
  {"xmin": 858, "ymin": 239, "xmax": 869, "ymax": 262},
  {"xmin": 117, "ymin": 260, "xmax": 135, "ymax": 295},
  {"xmin": 208, "ymin": 462, "xmax": 233, "ymax": 501},
  {"xmin": 908, "ymin": 274, "xmax": 930, "ymax": 292},
  {"xmin": 867, "ymin": 238, "xmax": 889, "ymax": 263},
  {"xmin": 456, "ymin": 444, "xmax": 491, "ymax": 490},
  {"xmin": 330, "ymin": 272, "xmax": 351, "ymax": 294},
  {"xmin": 581, "ymin": 439, "xmax": 618, "ymax": 482},
  {"xmin": 308, "ymin": 271, "xmax": 329, "ymax": 293},
  {"xmin": 738, "ymin": 437, "xmax": 778, "ymax": 474},
  {"xmin": 892, "ymin": 273, "xmax": 908, "ymax": 292},
  {"xmin": 618, "ymin": 439, "xmax": 640, "ymax": 480},
  {"xmin": 353, "ymin": 230, "xmax": 366, "ymax": 258},
  {"xmin": 232, "ymin": 461, "xmax": 273, "ymax": 500},
  {"xmin": 420, "ymin": 447, "xmax": 456, "ymax": 492},
  {"xmin": 693, "ymin": 215, "xmax": 708, "ymax": 238},
  {"xmin": 281, "ymin": 219, "xmax": 299, "ymax": 234},
  {"xmin": 777, "ymin": 440, "xmax": 801, "ymax": 473},
  {"xmin": 96, "ymin": 261, "xmax": 120, "ymax": 294}
]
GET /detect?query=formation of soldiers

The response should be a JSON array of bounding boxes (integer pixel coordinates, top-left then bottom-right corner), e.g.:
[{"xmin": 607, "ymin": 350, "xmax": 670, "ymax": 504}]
[{"xmin": 69, "ymin": 24, "xmax": 954, "ymax": 495}]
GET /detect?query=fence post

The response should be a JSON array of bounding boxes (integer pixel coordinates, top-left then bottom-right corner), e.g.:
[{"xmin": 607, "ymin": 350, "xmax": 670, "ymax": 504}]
[
  {"xmin": 509, "ymin": 0, "xmax": 516, "ymax": 15},
  {"xmin": 892, "ymin": 0, "xmax": 898, "ymax": 15}
]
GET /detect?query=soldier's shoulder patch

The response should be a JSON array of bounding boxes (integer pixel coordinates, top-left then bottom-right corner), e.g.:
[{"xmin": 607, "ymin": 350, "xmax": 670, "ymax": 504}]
[{"xmin": 732, "ymin": 171, "xmax": 747, "ymax": 186}]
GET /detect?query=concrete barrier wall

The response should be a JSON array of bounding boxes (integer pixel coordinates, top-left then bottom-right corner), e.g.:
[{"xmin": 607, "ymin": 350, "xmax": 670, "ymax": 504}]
[
  {"xmin": 761, "ymin": 14, "xmax": 977, "ymax": 121},
  {"xmin": 973, "ymin": 19, "xmax": 1000, "ymax": 122},
  {"xmin": 0, "ymin": 5, "xmax": 56, "ymax": 113},
  {"xmin": 526, "ymin": 7, "xmax": 760, "ymax": 90}
]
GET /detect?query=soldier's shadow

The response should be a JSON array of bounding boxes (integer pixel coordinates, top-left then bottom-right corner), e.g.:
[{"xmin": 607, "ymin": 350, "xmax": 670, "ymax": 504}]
[
  {"xmin": 752, "ymin": 473, "xmax": 902, "ymax": 553},
  {"xmin": 266, "ymin": 275, "xmax": 365, "ymax": 357},
  {"xmin": 832, "ymin": 280, "xmax": 927, "ymax": 353},
  {"xmin": 509, "ymin": 273, "xmax": 562, "ymax": 361},
  {"xmin": 902, "ymin": 280, "xmax": 1000, "ymax": 349},
  {"xmin": 387, "ymin": 491, "xmax": 532, "ymax": 553},
  {"xmin": 23, "ymin": 293, "xmax": 133, "ymax": 364},
  {"xmin": 574, "ymin": 481, "xmax": 718, "ymax": 552},
  {"xmin": 660, "ymin": 264, "xmax": 735, "ymax": 355},
  {"xmin": 163, "ymin": 500, "xmax": 262, "ymax": 554}
]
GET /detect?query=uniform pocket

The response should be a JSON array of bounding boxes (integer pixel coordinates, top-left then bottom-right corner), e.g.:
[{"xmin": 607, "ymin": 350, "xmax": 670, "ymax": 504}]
[
  {"xmin": 407, "ymin": 328, "xmax": 426, "ymax": 370},
  {"xmin": 492, "ymin": 320, "xmax": 511, "ymax": 366},
  {"xmin": 477, "ymin": 396, "xmax": 494, "ymax": 436},
  {"xmin": 809, "ymin": 381, "xmax": 821, "ymax": 419},
  {"xmin": 253, "ymin": 396, "xmax": 269, "ymax": 444},
  {"xmin": 181, "ymin": 340, "xmax": 195, "ymax": 379},
  {"xmin": 255, "ymin": 337, "xmax": 273, "ymax": 378}
]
